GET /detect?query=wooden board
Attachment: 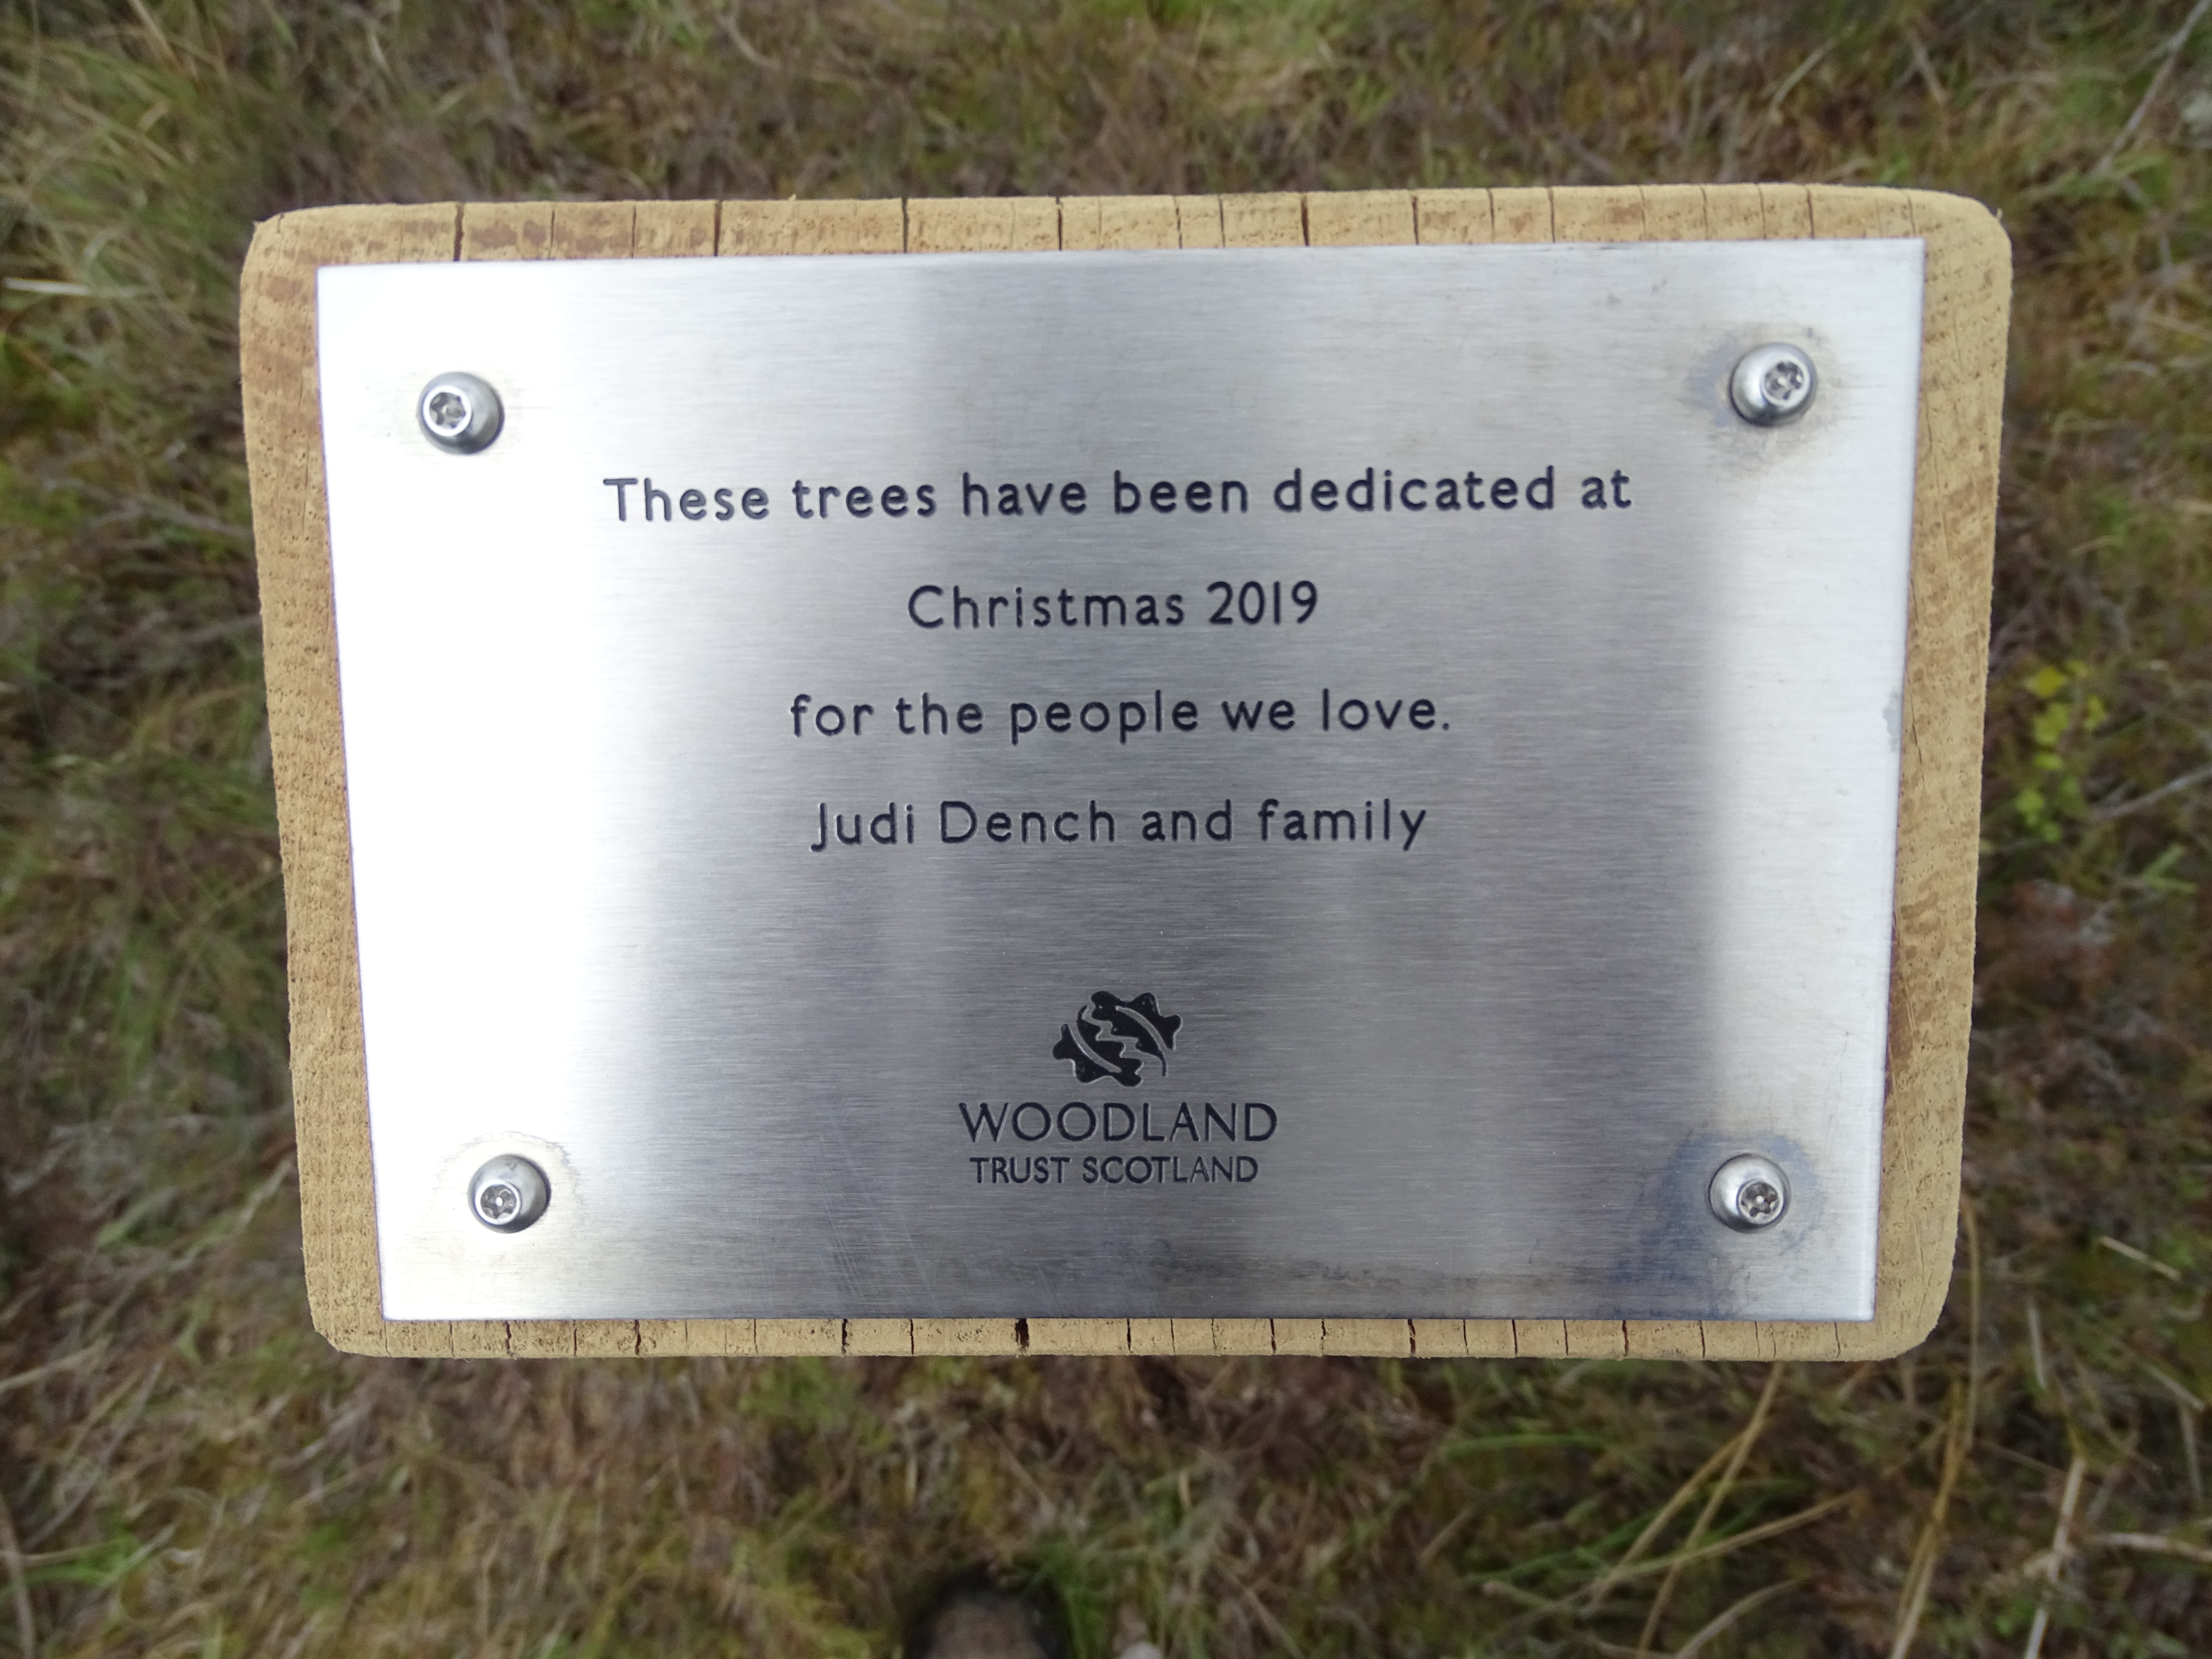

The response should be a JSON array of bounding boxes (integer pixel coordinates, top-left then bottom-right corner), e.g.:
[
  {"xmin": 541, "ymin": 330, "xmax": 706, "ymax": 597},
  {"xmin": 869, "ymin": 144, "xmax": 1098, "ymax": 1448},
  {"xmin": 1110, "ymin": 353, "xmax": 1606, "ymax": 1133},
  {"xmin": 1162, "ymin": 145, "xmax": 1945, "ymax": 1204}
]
[{"xmin": 240, "ymin": 186, "xmax": 2009, "ymax": 1362}]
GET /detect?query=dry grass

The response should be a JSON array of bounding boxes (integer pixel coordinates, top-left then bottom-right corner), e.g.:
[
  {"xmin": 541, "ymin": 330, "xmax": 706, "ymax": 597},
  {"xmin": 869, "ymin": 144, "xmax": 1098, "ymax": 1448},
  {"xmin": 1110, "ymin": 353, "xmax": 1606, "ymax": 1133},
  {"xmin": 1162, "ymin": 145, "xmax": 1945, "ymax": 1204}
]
[{"xmin": 3, "ymin": 0, "xmax": 2212, "ymax": 1653}]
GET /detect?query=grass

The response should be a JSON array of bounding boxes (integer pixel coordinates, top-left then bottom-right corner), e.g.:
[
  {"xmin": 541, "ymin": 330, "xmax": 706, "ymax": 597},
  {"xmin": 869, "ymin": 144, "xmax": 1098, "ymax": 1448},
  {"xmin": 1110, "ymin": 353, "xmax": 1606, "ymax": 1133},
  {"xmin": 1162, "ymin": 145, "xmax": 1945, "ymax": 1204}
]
[{"xmin": 3, "ymin": 0, "xmax": 2212, "ymax": 1652}]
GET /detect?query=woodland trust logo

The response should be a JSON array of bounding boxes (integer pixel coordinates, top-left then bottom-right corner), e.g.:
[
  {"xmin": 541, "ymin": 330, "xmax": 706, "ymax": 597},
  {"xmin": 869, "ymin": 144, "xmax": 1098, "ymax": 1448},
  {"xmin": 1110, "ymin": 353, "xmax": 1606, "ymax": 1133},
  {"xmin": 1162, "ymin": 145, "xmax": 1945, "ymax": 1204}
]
[
  {"xmin": 962, "ymin": 990, "xmax": 1263, "ymax": 1189},
  {"xmin": 1053, "ymin": 991, "xmax": 1182, "ymax": 1087}
]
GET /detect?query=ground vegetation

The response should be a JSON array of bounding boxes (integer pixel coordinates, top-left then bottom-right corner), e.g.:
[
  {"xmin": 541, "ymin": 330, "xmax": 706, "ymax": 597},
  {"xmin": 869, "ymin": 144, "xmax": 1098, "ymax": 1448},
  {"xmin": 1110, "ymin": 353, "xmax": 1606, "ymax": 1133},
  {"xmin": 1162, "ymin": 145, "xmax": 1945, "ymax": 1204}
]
[{"xmin": 3, "ymin": 0, "xmax": 2211, "ymax": 1653}]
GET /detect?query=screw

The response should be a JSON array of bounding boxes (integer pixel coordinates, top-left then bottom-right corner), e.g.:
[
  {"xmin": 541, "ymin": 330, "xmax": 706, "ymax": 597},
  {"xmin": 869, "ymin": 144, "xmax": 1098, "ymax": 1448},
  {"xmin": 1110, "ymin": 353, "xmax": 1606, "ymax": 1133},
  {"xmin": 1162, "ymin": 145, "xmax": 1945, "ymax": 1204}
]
[
  {"xmin": 469, "ymin": 1154, "xmax": 549, "ymax": 1232},
  {"xmin": 1708, "ymin": 1154, "xmax": 1790, "ymax": 1232},
  {"xmin": 1729, "ymin": 343, "xmax": 1817, "ymax": 426},
  {"xmin": 417, "ymin": 372, "xmax": 504, "ymax": 453}
]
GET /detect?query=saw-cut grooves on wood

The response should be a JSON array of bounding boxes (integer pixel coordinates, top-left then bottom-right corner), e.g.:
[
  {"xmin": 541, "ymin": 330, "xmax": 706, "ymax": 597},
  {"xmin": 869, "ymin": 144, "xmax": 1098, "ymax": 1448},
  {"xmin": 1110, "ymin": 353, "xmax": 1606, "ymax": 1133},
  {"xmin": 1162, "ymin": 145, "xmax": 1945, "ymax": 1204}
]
[{"xmin": 239, "ymin": 186, "xmax": 2010, "ymax": 1362}]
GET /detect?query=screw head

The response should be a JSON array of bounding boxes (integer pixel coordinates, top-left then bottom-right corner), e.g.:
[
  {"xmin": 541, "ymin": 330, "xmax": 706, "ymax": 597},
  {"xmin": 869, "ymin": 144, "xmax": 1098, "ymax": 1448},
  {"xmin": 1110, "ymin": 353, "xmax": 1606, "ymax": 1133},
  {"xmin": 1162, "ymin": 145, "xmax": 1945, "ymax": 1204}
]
[
  {"xmin": 416, "ymin": 372, "xmax": 504, "ymax": 453},
  {"xmin": 469, "ymin": 1155, "xmax": 549, "ymax": 1232},
  {"xmin": 1729, "ymin": 343, "xmax": 1817, "ymax": 426},
  {"xmin": 1709, "ymin": 1154, "xmax": 1790, "ymax": 1232}
]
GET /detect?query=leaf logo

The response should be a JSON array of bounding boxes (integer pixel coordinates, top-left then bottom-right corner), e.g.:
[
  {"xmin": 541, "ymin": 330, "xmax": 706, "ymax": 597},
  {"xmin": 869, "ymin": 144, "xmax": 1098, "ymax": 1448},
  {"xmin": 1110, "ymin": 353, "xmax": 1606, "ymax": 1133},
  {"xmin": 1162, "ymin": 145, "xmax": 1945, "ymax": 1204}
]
[{"xmin": 1053, "ymin": 992, "xmax": 1183, "ymax": 1087}]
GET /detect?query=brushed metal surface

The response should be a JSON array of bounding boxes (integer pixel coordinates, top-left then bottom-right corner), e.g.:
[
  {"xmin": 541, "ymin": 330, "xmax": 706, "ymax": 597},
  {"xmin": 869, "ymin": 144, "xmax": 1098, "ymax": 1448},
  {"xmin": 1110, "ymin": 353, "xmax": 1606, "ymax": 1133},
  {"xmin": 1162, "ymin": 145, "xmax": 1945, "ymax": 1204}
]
[{"xmin": 315, "ymin": 241, "xmax": 1924, "ymax": 1322}]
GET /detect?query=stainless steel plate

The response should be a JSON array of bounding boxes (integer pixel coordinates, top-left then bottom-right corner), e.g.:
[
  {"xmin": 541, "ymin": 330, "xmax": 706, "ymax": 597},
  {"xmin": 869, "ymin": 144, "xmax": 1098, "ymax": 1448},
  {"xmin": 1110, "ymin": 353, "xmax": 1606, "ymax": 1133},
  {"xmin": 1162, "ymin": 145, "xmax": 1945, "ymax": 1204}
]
[{"xmin": 316, "ymin": 240, "xmax": 1924, "ymax": 1322}]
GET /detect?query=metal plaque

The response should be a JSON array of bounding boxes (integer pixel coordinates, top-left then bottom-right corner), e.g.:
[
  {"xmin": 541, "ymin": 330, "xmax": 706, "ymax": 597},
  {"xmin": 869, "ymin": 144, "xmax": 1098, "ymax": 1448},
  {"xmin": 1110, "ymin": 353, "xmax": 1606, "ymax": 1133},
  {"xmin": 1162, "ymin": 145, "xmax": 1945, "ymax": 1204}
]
[{"xmin": 316, "ymin": 240, "xmax": 1924, "ymax": 1323}]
